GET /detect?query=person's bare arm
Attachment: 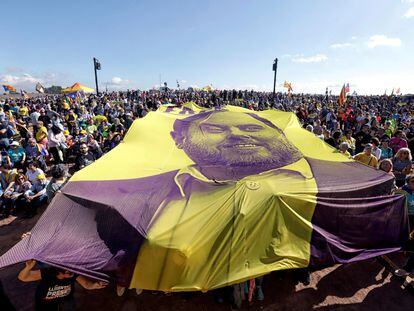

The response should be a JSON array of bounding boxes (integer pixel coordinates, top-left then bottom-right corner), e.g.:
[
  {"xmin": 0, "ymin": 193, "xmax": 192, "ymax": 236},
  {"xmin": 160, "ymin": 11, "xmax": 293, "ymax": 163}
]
[
  {"xmin": 18, "ymin": 260, "xmax": 41, "ymax": 282},
  {"xmin": 76, "ymin": 275, "xmax": 108, "ymax": 290}
]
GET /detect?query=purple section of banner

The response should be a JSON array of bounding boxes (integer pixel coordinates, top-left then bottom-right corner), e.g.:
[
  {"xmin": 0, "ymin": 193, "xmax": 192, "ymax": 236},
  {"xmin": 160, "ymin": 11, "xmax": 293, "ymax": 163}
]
[
  {"xmin": 308, "ymin": 159, "xmax": 409, "ymax": 266},
  {"xmin": 0, "ymin": 158, "xmax": 409, "ymax": 287}
]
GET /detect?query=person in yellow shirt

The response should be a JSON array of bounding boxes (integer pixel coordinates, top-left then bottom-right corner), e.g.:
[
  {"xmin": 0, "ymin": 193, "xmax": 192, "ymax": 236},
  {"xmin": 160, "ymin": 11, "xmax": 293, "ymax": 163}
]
[
  {"xmin": 19, "ymin": 104, "xmax": 29, "ymax": 118},
  {"xmin": 35, "ymin": 121, "xmax": 48, "ymax": 146},
  {"xmin": 340, "ymin": 130, "xmax": 356, "ymax": 155},
  {"xmin": 353, "ymin": 143, "xmax": 379, "ymax": 168}
]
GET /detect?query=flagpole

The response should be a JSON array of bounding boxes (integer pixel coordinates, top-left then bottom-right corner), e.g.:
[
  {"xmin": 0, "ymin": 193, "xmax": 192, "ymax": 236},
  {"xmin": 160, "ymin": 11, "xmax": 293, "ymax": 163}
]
[
  {"xmin": 272, "ymin": 58, "xmax": 278, "ymax": 98},
  {"xmin": 93, "ymin": 57, "xmax": 99, "ymax": 95}
]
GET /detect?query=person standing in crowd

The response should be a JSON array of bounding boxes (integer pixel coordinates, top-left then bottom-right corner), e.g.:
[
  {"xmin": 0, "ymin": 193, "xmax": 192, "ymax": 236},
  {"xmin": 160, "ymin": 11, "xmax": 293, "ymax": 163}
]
[
  {"xmin": 48, "ymin": 124, "xmax": 67, "ymax": 164},
  {"xmin": 390, "ymin": 130, "xmax": 408, "ymax": 154},
  {"xmin": 392, "ymin": 148, "xmax": 413, "ymax": 187},
  {"xmin": 35, "ymin": 121, "xmax": 48, "ymax": 147},
  {"xmin": 371, "ymin": 137, "xmax": 382, "ymax": 160},
  {"xmin": 379, "ymin": 137, "xmax": 393, "ymax": 160},
  {"xmin": 353, "ymin": 143, "xmax": 379, "ymax": 168},
  {"xmin": 396, "ymin": 175, "xmax": 414, "ymax": 273},
  {"xmin": 18, "ymin": 259, "xmax": 107, "ymax": 311},
  {"xmin": 354, "ymin": 124, "xmax": 372, "ymax": 154}
]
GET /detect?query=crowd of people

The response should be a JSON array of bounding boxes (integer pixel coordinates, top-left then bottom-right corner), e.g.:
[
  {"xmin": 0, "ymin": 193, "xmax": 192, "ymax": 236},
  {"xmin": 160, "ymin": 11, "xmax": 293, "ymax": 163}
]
[{"xmin": 0, "ymin": 88, "xmax": 413, "ymax": 309}]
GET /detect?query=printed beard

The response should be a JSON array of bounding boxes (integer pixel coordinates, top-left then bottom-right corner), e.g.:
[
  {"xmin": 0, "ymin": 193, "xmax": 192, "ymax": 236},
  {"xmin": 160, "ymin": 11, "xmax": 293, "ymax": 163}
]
[{"xmin": 182, "ymin": 136, "xmax": 303, "ymax": 169}]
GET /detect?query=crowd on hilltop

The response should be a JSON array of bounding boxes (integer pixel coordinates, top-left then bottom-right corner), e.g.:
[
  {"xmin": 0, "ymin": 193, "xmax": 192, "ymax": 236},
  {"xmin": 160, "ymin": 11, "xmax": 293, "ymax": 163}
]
[
  {"xmin": 0, "ymin": 89, "xmax": 413, "ymax": 221},
  {"xmin": 0, "ymin": 88, "xmax": 414, "ymax": 309}
]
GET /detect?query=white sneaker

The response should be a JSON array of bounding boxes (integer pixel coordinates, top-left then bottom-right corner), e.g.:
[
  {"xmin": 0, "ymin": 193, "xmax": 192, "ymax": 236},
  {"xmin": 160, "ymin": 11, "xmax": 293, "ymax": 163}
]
[
  {"xmin": 136, "ymin": 288, "xmax": 143, "ymax": 295},
  {"xmin": 117, "ymin": 285, "xmax": 126, "ymax": 296}
]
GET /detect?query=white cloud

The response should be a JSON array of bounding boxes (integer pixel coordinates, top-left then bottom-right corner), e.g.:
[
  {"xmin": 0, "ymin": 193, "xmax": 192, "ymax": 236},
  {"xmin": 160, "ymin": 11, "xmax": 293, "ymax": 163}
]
[
  {"xmin": 330, "ymin": 42, "xmax": 353, "ymax": 49},
  {"xmin": 366, "ymin": 35, "xmax": 401, "ymax": 48},
  {"xmin": 110, "ymin": 77, "xmax": 125, "ymax": 85},
  {"xmin": 105, "ymin": 76, "xmax": 132, "ymax": 89},
  {"xmin": 404, "ymin": 7, "xmax": 414, "ymax": 17},
  {"xmin": 0, "ymin": 71, "xmax": 68, "ymax": 91},
  {"xmin": 291, "ymin": 54, "xmax": 328, "ymax": 63},
  {"xmin": 292, "ymin": 73, "xmax": 414, "ymax": 95},
  {"xmin": 351, "ymin": 36, "xmax": 357, "ymax": 40},
  {"xmin": 402, "ymin": 0, "xmax": 414, "ymax": 3}
]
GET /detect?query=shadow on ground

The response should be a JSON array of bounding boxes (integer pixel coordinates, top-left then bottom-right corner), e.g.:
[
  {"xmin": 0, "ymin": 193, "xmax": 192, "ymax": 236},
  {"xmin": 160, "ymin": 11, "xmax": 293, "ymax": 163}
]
[{"xmin": 1, "ymin": 208, "xmax": 413, "ymax": 310}]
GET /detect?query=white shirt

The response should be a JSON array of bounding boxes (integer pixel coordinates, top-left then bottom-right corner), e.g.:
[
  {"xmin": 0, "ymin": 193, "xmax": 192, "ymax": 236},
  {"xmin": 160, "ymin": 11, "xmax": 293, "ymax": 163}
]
[{"xmin": 26, "ymin": 168, "xmax": 44, "ymax": 184}]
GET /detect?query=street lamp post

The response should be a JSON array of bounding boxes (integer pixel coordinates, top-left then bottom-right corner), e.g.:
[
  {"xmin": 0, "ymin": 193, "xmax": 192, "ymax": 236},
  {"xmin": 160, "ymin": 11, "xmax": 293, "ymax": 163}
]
[
  {"xmin": 272, "ymin": 58, "xmax": 278, "ymax": 98},
  {"xmin": 93, "ymin": 57, "xmax": 101, "ymax": 95}
]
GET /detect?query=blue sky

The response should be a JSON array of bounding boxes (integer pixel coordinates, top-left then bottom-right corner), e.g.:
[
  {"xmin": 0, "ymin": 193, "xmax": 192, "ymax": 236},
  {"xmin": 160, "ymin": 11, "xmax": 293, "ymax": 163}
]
[{"xmin": 1, "ymin": 0, "xmax": 413, "ymax": 94}]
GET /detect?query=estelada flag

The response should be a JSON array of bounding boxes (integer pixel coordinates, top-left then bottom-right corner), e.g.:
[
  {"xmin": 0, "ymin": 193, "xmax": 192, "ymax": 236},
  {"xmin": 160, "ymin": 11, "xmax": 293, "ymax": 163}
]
[
  {"xmin": 36, "ymin": 82, "xmax": 45, "ymax": 93},
  {"xmin": 345, "ymin": 83, "xmax": 350, "ymax": 93},
  {"xmin": 283, "ymin": 81, "xmax": 293, "ymax": 92},
  {"xmin": 20, "ymin": 89, "xmax": 29, "ymax": 99},
  {"xmin": 338, "ymin": 84, "xmax": 346, "ymax": 107},
  {"xmin": 2, "ymin": 84, "xmax": 16, "ymax": 92},
  {"xmin": 0, "ymin": 103, "xmax": 408, "ymax": 291}
]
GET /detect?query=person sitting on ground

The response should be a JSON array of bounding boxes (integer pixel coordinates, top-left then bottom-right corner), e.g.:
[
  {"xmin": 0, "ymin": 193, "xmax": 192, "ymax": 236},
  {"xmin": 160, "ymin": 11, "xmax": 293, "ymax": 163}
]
[
  {"xmin": 353, "ymin": 143, "xmax": 379, "ymax": 168},
  {"xmin": 25, "ymin": 138, "xmax": 48, "ymax": 171},
  {"xmin": 46, "ymin": 164, "xmax": 68, "ymax": 202},
  {"xmin": 3, "ymin": 173, "xmax": 31, "ymax": 216},
  {"xmin": 75, "ymin": 143, "xmax": 96, "ymax": 171},
  {"xmin": 0, "ymin": 148, "xmax": 11, "ymax": 167},
  {"xmin": 18, "ymin": 259, "xmax": 107, "ymax": 311},
  {"xmin": 23, "ymin": 174, "xmax": 49, "ymax": 218},
  {"xmin": 8, "ymin": 141, "xmax": 26, "ymax": 170},
  {"xmin": 0, "ymin": 164, "xmax": 17, "ymax": 191},
  {"xmin": 25, "ymin": 161, "xmax": 45, "ymax": 185},
  {"xmin": 87, "ymin": 134, "xmax": 103, "ymax": 159}
]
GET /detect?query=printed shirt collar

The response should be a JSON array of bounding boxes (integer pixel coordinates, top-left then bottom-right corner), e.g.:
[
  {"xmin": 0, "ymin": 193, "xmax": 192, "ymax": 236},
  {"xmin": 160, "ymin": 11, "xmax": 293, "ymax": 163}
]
[{"xmin": 174, "ymin": 158, "xmax": 313, "ymax": 197}]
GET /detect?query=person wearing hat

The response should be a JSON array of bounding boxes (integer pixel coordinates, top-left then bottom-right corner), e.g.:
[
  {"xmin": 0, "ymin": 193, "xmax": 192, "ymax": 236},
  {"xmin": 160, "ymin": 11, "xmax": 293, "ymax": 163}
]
[
  {"xmin": 78, "ymin": 129, "xmax": 88, "ymax": 144},
  {"xmin": 8, "ymin": 141, "xmax": 26, "ymax": 170},
  {"xmin": 353, "ymin": 143, "xmax": 379, "ymax": 168},
  {"xmin": 23, "ymin": 173, "xmax": 49, "ymax": 218}
]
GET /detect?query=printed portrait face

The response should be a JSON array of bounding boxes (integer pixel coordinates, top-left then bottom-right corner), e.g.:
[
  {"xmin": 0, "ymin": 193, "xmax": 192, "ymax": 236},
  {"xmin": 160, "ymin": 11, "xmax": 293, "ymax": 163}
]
[{"xmin": 171, "ymin": 111, "xmax": 302, "ymax": 168}]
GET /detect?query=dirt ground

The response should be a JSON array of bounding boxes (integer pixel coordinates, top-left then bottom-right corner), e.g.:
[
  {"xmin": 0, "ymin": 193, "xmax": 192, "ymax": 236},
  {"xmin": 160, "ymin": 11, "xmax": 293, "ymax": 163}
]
[{"xmin": 1, "ymin": 207, "xmax": 414, "ymax": 311}]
